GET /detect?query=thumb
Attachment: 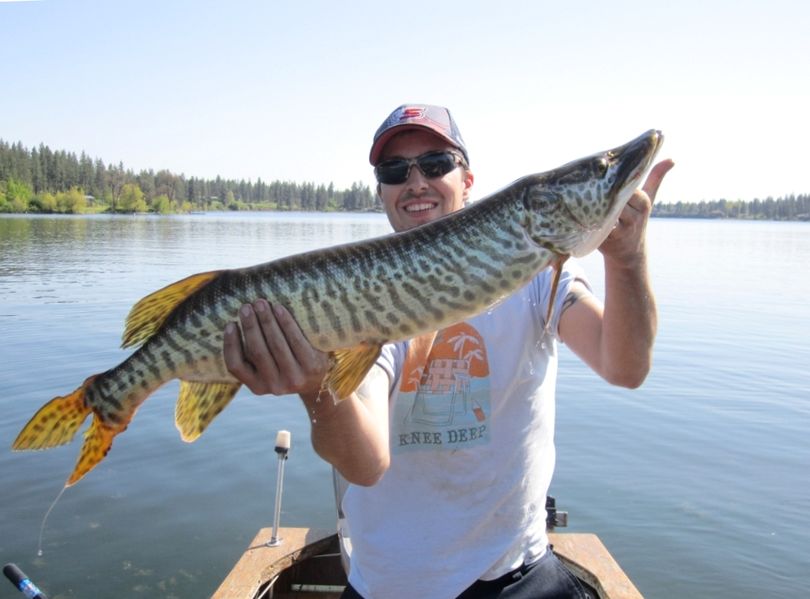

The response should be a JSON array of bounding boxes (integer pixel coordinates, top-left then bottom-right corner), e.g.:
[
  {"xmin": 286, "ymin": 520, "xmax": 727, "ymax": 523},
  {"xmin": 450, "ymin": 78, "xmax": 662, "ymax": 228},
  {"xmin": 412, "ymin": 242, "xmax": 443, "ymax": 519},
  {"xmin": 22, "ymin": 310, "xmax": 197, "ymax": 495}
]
[{"xmin": 642, "ymin": 159, "xmax": 675, "ymax": 204}]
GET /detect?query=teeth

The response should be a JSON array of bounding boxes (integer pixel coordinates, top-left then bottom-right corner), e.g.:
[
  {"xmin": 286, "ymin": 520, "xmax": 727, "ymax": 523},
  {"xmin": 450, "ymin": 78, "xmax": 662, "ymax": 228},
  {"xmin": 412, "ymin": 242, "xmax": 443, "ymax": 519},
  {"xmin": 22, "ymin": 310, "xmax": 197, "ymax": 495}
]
[{"xmin": 404, "ymin": 202, "xmax": 436, "ymax": 213}]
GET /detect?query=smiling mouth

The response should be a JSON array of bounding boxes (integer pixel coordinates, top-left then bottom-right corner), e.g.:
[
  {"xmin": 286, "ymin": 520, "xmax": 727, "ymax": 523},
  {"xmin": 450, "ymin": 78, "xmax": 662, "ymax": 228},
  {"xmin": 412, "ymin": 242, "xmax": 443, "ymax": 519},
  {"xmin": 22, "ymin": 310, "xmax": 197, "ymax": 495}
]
[{"xmin": 403, "ymin": 202, "xmax": 438, "ymax": 214}]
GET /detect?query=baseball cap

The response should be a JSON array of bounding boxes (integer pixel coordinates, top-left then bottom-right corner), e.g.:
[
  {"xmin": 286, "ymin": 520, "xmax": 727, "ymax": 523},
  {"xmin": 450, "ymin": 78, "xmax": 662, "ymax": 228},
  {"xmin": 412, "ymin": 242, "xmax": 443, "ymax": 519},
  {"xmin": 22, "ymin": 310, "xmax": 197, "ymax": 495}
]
[{"xmin": 369, "ymin": 104, "xmax": 469, "ymax": 165}]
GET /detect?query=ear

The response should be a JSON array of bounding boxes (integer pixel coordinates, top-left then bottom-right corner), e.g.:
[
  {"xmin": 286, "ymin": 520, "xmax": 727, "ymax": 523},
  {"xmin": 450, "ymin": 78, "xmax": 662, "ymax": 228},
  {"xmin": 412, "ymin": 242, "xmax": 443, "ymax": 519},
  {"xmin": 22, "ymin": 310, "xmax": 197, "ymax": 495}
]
[{"xmin": 462, "ymin": 169, "xmax": 475, "ymax": 200}]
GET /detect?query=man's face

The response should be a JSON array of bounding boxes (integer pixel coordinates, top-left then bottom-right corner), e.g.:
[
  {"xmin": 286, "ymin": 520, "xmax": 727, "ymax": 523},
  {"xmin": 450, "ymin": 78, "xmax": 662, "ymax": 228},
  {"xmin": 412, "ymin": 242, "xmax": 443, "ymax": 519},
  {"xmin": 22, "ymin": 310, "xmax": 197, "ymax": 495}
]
[{"xmin": 377, "ymin": 130, "xmax": 474, "ymax": 232}]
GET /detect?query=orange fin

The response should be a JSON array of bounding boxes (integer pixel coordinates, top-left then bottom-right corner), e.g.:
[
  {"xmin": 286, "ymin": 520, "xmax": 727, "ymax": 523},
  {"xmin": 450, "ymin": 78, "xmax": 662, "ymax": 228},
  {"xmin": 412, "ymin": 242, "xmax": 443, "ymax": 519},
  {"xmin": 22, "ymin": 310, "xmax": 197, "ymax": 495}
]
[
  {"xmin": 545, "ymin": 255, "xmax": 568, "ymax": 333},
  {"xmin": 67, "ymin": 416, "xmax": 118, "ymax": 486},
  {"xmin": 12, "ymin": 376, "xmax": 96, "ymax": 451},
  {"xmin": 175, "ymin": 381, "xmax": 242, "ymax": 442},
  {"xmin": 408, "ymin": 331, "xmax": 439, "ymax": 372},
  {"xmin": 122, "ymin": 270, "xmax": 222, "ymax": 349},
  {"xmin": 325, "ymin": 344, "xmax": 383, "ymax": 400}
]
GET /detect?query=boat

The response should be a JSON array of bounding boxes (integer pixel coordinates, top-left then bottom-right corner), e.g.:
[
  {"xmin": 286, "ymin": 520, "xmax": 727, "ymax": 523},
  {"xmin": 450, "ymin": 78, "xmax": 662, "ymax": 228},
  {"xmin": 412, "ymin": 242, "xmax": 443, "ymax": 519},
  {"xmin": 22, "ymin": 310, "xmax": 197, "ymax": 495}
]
[
  {"xmin": 213, "ymin": 524, "xmax": 644, "ymax": 598},
  {"xmin": 213, "ymin": 433, "xmax": 643, "ymax": 598}
]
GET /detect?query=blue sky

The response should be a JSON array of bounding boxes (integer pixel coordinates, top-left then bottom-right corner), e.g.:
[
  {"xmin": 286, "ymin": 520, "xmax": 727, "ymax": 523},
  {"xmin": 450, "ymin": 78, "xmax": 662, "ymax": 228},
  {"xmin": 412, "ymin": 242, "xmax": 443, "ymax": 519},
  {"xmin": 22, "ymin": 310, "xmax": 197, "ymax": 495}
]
[{"xmin": 1, "ymin": 0, "xmax": 808, "ymax": 204}]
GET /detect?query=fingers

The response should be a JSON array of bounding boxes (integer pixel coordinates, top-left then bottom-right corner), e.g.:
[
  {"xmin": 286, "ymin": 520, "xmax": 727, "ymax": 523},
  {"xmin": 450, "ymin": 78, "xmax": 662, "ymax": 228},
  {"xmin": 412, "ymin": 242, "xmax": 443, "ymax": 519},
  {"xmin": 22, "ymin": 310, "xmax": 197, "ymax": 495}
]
[
  {"xmin": 642, "ymin": 159, "xmax": 675, "ymax": 205},
  {"xmin": 223, "ymin": 300, "xmax": 329, "ymax": 396},
  {"xmin": 272, "ymin": 304, "xmax": 330, "ymax": 375},
  {"xmin": 248, "ymin": 300, "xmax": 289, "ymax": 378},
  {"xmin": 223, "ymin": 303, "xmax": 281, "ymax": 394},
  {"xmin": 620, "ymin": 158, "xmax": 676, "ymax": 220}
]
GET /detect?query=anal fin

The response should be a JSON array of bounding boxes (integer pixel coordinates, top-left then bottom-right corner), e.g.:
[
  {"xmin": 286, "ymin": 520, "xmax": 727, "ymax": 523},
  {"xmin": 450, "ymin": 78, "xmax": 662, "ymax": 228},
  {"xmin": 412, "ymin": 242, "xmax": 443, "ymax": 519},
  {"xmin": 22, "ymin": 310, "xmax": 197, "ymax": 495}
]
[{"xmin": 175, "ymin": 381, "xmax": 242, "ymax": 442}]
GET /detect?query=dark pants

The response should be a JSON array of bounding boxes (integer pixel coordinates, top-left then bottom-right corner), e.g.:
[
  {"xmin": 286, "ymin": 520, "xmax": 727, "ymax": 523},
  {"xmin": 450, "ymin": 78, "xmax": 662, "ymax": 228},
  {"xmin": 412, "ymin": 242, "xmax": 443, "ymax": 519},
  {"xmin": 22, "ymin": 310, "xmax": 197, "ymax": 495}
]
[{"xmin": 341, "ymin": 548, "xmax": 592, "ymax": 599}]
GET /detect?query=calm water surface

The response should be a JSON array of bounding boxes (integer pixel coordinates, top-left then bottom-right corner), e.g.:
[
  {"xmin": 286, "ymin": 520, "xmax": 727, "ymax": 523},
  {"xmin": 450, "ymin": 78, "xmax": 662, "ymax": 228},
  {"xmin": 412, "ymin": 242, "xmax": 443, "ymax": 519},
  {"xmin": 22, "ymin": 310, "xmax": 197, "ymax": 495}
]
[{"xmin": 1, "ymin": 214, "xmax": 808, "ymax": 598}]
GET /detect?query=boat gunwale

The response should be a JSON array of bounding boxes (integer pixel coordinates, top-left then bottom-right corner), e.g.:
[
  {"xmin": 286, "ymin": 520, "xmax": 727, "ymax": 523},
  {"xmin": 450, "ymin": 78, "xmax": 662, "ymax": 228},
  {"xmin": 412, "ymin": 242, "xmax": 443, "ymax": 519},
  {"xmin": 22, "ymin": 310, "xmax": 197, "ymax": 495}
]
[{"xmin": 212, "ymin": 526, "xmax": 644, "ymax": 599}]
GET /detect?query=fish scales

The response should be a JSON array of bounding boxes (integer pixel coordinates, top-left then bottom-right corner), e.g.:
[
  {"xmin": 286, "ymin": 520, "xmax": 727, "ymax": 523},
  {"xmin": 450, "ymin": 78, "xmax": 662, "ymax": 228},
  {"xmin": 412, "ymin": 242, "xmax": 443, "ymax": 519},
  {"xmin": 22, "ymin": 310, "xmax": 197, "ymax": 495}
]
[{"xmin": 12, "ymin": 130, "xmax": 663, "ymax": 486}]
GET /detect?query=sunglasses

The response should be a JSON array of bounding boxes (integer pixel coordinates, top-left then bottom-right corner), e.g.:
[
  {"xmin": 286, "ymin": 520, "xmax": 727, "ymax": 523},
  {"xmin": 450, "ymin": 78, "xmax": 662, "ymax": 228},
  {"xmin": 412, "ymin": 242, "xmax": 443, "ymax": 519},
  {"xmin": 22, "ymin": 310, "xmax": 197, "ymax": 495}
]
[{"xmin": 374, "ymin": 150, "xmax": 466, "ymax": 185}]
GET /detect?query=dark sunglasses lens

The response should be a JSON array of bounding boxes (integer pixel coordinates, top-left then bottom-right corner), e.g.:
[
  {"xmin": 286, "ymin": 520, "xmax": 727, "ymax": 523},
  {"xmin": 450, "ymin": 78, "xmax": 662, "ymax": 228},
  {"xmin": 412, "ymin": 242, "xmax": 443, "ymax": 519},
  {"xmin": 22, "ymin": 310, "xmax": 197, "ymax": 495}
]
[
  {"xmin": 375, "ymin": 160, "xmax": 410, "ymax": 184},
  {"xmin": 375, "ymin": 152, "xmax": 460, "ymax": 184},
  {"xmin": 417, "ymin": 153, "xmax": 457, "ymax": 178}
]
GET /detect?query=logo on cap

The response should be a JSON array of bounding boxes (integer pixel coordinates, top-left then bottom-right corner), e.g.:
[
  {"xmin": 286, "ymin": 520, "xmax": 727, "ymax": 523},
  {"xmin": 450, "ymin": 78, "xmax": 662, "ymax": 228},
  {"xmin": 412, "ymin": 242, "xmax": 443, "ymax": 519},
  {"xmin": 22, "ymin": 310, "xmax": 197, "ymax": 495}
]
[{"xmin": 400, "ymin": 107, "xmax": 426, "ymax": 121}]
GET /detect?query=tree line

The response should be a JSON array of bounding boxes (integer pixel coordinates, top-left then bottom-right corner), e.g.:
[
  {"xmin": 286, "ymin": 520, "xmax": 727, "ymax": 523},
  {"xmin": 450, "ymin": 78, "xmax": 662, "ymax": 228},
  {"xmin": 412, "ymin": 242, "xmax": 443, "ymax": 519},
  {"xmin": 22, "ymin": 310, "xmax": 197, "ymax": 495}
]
[
  {"xmin": 651, "ymin": 195, "xmax": 810, "ymax": 221},
  {"xmin": 0, "ymin": 139, "xmax": 379, "ymax": 214},
  {"xmin": 3, "ymin": 138, "xmax": 808, "ymax": 220}
]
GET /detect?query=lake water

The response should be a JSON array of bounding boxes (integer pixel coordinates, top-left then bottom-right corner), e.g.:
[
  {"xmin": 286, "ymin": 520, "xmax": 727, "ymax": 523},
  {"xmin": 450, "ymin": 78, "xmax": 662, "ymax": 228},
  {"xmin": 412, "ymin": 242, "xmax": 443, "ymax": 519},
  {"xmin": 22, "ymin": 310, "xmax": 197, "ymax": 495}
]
[{"xmin": 0, "ymin": 213, "xmax": 808, "ymax": 598}]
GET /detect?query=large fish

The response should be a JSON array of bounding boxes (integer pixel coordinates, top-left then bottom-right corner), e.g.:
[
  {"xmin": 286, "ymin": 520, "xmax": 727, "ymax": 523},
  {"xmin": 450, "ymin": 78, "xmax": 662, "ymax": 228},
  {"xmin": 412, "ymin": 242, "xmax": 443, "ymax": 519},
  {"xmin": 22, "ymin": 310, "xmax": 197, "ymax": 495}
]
[{"xmin": 13, "ymin": 130, "xmax": 663, "ymax": 486}]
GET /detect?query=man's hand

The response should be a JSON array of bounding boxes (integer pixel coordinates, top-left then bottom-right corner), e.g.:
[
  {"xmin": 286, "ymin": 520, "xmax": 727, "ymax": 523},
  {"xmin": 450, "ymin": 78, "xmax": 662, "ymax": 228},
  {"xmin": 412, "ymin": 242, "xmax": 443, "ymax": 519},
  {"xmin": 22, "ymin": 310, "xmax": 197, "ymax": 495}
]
[
  {"xmin": 223, "ymin": 299, "xmax": 330, "ymax": 396},
  {"xmin": 599, "ymin": 159, "xmax": 675, "ymax": 267}
]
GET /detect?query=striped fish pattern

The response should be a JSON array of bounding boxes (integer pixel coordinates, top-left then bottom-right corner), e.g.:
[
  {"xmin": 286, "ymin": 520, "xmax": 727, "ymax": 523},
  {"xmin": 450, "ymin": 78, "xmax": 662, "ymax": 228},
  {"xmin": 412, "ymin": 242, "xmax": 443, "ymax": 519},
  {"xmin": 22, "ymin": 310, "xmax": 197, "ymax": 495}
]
[{"xmin": 13, "ymin": 130, "xmax": 663, "ymax": 486}]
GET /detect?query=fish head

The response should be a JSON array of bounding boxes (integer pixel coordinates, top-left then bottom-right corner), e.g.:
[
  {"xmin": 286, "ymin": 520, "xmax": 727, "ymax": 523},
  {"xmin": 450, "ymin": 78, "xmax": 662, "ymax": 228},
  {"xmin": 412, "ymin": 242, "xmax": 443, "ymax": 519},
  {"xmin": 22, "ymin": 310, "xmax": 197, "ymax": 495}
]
[{"xmin": 521, "ymin": 129, "xmax": 663, "ymax": 257}]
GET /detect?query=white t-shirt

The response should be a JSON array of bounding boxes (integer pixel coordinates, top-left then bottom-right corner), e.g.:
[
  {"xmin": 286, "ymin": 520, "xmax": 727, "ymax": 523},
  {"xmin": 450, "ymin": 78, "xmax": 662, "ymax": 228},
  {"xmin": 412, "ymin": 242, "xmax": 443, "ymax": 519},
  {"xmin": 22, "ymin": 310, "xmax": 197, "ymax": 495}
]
[{"xmin": 340, "ymin": 263, "xmax": 591, "ymax": 599}]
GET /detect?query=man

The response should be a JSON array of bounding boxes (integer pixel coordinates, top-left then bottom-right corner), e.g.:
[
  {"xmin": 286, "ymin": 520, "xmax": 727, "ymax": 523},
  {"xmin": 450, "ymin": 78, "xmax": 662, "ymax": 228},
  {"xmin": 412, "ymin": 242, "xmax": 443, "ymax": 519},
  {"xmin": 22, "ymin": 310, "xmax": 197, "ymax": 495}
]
[{"xmin": 223, "ymin": 104, "xmax": 674, "ymax": 598}]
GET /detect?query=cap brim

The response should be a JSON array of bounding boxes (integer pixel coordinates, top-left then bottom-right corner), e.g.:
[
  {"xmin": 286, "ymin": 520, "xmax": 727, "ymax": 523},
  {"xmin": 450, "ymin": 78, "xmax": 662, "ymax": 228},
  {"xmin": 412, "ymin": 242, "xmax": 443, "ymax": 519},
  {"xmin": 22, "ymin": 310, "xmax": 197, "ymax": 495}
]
[{"xmin": 369, "ymin": 124, "xmax": 463, "ymax": 165}]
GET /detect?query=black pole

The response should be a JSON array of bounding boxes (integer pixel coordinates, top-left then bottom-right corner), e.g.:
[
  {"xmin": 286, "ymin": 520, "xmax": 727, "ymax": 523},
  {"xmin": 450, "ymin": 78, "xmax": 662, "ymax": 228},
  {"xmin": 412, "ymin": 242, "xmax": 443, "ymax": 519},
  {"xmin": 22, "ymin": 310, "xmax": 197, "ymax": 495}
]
[{"xmin": 3, "ymin": 563, "xmax": 48, "ymax": 599}]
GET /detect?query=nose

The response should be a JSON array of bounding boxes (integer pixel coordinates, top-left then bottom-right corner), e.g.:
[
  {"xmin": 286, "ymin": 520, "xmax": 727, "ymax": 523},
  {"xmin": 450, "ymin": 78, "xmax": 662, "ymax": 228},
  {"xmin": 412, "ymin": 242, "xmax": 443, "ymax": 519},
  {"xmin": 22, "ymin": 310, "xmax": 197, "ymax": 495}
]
[{"xmin": 404, "ymin": 163, "xmax": 429, "ymax": 193}]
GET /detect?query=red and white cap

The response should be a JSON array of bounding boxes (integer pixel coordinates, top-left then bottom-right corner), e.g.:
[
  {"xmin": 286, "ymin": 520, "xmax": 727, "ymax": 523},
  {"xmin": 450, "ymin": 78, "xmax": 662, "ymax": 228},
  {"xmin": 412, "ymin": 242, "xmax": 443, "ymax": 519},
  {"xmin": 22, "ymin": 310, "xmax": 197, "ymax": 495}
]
[{"xmin": 369, "ymin": 104, "xmax": 469, "ymax": 165}]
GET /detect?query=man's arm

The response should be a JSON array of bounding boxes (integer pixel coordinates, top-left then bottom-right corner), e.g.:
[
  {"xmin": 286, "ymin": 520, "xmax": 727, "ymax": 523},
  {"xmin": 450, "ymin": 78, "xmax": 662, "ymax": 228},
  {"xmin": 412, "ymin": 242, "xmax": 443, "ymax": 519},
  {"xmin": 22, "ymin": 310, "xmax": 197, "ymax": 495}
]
[
  {"xmin": 223, "ymin": 300, "xmax": 390, "ymax": 486},
  {"xmin": 559, "ymin": 160, "xmax": 674, "ymax": 388}
]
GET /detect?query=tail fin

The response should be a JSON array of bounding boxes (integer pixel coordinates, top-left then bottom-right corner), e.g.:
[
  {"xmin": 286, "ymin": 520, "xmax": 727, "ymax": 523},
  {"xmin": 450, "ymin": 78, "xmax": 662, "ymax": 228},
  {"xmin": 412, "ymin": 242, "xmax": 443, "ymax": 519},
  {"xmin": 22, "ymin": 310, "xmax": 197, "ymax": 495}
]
[
  {"xmin": 12, "ymin": 375, "xmax": 118, "ymax": 487},
  {"xmin": 12, "ymin": 376, "xmax": 96, "ymax": 451},
  {"xmin": 67, "ymin": 417, "xmax": 117, "ymax": 486}
]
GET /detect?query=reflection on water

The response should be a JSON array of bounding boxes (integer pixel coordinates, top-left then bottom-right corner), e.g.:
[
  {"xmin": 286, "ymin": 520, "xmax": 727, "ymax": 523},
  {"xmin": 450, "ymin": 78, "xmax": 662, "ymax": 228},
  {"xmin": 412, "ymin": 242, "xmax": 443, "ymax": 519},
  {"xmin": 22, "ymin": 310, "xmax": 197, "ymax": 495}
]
[{"xmin": 1, "ymin": 214, "xmax": 808, "ymax": 598}]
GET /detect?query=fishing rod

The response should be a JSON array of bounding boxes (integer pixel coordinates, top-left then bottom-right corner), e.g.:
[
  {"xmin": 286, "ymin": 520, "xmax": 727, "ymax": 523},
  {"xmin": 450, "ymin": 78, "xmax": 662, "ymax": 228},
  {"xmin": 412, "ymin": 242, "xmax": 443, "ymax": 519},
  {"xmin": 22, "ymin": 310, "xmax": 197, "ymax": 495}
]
[{"xmin": 3, "ymin": 563, "xmax": 48, "ymax": 599}]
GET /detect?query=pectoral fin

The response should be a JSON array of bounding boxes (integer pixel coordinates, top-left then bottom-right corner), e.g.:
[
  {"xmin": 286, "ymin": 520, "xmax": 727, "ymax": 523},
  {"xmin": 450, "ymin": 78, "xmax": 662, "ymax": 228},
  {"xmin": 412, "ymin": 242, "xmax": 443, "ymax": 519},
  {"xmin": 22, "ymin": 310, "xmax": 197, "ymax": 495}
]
[
  {"xmin": 175, "ymin": 381, "xmax": 242, "ymax": 442},
  {"xmin": 325, "ymin": 344, "xmax": 383, "ymax": 400},
  {"xmin": 545, "ymin": 255, "xmax": 568, "ymax": 333}
]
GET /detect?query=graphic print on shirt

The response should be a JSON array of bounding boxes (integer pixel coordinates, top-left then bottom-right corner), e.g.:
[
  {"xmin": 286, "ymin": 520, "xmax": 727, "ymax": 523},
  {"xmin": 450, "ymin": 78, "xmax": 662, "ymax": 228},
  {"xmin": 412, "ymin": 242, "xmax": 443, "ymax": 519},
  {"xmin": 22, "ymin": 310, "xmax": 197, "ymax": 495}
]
[{"xmin": 393, "ymin": 323, "xmax": 491, "ymax": 453}]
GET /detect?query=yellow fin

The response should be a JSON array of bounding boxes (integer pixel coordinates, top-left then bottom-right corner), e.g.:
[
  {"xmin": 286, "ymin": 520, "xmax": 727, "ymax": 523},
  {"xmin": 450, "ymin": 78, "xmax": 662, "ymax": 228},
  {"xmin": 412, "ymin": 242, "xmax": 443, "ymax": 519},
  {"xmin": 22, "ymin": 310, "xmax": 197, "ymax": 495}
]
[
  {"xmin": 12, "ymin": 375, "xmax": 96, "ymax": 451},
  {"xmin": 67, "ymin": 416, "xmax": 118, "ymax": 486},
  {"xmin": 122, "ymin": 270, "xmax": 222, "ymax": 349},
  {"xmin": 175, "ymin": 381, "xmax": 242, "ymax": 442},
  {"xmin": 325, "ymin": 344, "xmax": 383, "ymax": 400},
  {"xmin": 408, "ymin": 331, "xmax": 439, "ymax": 372},
  {"xmin": 545, "ymin": 255, "xmax": 568, "ymax": 334}
]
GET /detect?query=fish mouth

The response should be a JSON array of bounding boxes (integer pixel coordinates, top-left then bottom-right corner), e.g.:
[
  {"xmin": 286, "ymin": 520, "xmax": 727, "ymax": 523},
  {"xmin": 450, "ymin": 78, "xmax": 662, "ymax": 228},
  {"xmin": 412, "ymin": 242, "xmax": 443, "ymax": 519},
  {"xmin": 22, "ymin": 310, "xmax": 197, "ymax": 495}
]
[
  {"xmin": 567, "ymin": 130, "xmax": 663, "ymax": 258},
  {"xmin": 612, "ymin": 129, "xmax": 663, "ymax": 196}
]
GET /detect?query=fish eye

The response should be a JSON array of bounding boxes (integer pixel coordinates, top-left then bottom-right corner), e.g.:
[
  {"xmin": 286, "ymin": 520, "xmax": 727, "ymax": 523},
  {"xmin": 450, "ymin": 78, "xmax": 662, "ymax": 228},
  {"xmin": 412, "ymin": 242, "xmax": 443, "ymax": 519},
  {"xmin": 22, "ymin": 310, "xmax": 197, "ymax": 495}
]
[{"xmin": 596, "ymin": 157, "xmax": 609, "ymax": 177}]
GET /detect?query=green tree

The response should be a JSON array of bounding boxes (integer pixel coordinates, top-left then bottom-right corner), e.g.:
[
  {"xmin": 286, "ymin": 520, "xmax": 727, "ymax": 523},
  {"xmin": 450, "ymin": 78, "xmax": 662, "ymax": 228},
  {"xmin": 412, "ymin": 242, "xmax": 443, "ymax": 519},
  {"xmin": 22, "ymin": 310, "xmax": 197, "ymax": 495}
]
[
  {"xmin": 4, "ymin": 178, "xmax": 33, "ymax": 212},
  {"xmin": 29, "ymin": 191, "xmax": 57, "ymax": 212},
  {"xmin": 56, "ymin": 188, "xmax": 87, "ymax": 213},
  {"xmin": 225, "ymin": 189, "xmax": 238, "ymax": 210},
  {"xmin": 119, "ymin": 183, "xmax": 147, "ymax": 212},
  {"xmin": 152, "ymin": 194, "xmax": 172, "ymax": 214}
]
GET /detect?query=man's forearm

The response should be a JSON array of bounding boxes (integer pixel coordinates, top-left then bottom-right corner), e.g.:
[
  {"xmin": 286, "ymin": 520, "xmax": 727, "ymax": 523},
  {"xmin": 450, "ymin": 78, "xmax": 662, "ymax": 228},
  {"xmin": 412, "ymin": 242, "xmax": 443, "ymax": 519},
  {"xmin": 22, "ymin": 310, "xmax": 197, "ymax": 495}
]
[
  {"xmin": 300, "ymin": 366, "xmax": 390, "ymax": 486},
  {"xmin": 601, "ymin": 255, "xmax": 657, "ymax": 388}
]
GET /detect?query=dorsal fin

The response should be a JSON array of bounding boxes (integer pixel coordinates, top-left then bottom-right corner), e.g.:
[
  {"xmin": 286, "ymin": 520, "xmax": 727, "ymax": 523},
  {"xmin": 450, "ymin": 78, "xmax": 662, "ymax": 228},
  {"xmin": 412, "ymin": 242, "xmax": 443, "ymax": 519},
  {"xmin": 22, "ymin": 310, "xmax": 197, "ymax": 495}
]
[{"xmin": 121, "ymin": 270, "xmax": 222, "ymax": 348}]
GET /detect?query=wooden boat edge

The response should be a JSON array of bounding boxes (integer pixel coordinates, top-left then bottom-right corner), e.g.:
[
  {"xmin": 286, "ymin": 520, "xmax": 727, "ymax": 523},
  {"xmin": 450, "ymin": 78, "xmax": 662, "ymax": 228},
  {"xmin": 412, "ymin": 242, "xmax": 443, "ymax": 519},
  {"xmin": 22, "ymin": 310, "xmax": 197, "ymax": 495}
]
[
  {"xmin": 212, "ymin": 526, "xmax": 336, "ymax": 599},
  {"xmin": 548, "ymin": 532, "xmax": 643, "ymax": 599},
  {"xmin": 212, "ymin": 527, "xmax": 644, "ymax": 599}
]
